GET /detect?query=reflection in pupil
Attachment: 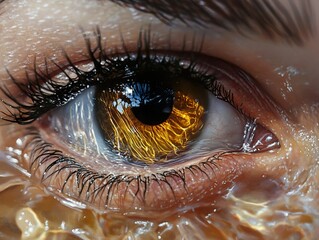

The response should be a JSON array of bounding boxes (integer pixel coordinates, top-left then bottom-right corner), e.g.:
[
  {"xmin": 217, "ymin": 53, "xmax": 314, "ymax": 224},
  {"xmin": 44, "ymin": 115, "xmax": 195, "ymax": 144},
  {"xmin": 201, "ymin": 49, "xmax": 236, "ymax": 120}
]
[
  {"xmin": 129, "ymin": 83, "xmax": 174, "ymax": 125},
  {"xmin": 96, "ymin": 78, "xmax": 206, "ymax": 164}
]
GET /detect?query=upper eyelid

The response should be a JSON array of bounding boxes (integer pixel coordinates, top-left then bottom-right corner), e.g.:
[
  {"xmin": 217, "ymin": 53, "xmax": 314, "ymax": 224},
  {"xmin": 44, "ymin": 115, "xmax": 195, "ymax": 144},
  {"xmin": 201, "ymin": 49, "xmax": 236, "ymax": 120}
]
[
  {"xmin": 0, "ymin": 25, "xmax": 284, "ymax": 214},
  {"xmin": 0, "ymin": 24, "xmax": 293, "ymax": 124},
  {"xmin": 0, "ymin": 26, "xmax": 278, "ymax": 116},
  {"xmin": 0, "ymin": 28, "xmax": 207, "ymax": 124}
]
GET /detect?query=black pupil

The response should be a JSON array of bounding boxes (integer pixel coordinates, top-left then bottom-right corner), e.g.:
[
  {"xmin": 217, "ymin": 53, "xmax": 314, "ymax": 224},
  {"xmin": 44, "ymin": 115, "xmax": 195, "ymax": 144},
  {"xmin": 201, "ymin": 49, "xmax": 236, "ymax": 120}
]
[{"xmin": 127, "ymin": 83, "xmax": 174, "ymax": 126}]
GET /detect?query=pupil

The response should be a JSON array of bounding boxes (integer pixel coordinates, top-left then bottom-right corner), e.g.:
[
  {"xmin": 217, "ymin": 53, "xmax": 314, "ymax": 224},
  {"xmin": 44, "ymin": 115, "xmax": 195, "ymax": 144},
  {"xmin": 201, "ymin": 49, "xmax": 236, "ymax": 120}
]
[
  {"xmin": 128, "ymin": 83, "xmax": 174, "ymax": 126},
  {"xmin": 95, "ymin": 76, "xmax": 207, "ymax": 164}
]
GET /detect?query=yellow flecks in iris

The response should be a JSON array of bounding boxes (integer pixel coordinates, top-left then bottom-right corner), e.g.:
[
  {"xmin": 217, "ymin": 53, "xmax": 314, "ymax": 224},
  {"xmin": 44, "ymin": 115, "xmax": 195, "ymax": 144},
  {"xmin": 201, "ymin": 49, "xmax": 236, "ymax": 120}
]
[{"xmin": 97, "ymin": 91, "xmax": 205, "ymax": 164}]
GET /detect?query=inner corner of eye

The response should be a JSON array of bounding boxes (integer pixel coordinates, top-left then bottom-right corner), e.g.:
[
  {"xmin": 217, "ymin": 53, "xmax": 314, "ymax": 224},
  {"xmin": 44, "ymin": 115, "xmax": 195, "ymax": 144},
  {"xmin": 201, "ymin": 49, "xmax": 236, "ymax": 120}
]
[
  {"xmin": 16, "ymin": 50, "xmax": 287, "ymax": 213},
  {"xmin": 39, "ymin": 53, "xmax": 281, "ymax": 169}
]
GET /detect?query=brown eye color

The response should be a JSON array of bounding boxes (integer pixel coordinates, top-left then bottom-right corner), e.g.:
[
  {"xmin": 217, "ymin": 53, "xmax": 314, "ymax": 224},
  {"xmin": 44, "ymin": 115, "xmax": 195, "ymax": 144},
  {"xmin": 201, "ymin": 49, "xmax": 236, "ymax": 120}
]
[
  {"xmin": 96, "ymin": 75, "xmax": 207, "ymax": 164},
  {"xmin": 0, "ymin": 31, "xmax": 280, "ymax": 212}
]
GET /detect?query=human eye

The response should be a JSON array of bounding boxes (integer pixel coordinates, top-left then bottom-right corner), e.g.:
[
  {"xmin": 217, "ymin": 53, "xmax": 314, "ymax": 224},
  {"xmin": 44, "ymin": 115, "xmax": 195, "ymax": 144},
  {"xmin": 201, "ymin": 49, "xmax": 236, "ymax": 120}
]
[
  {"xmin": 0, "ymin": 0, "xmax": 317, "ymax": 239},
  {"xmin": 0, "ymin": 27, "xmax": 280, "ymax": 213}
]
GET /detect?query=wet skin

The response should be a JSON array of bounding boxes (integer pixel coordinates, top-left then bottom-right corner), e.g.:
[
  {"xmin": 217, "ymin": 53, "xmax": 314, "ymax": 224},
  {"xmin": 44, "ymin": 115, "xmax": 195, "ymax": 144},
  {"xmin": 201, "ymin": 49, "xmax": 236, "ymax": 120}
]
[{"xmin": 0, "ymin": 0, "xmax": 318, "ymax": 239}]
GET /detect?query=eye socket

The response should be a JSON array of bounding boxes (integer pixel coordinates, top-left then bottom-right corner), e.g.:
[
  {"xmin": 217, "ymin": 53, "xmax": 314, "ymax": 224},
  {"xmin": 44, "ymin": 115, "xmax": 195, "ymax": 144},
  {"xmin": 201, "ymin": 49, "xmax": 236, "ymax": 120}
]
[{"xmin": 0, "ymin": 30, "xmax": 280, "ymax": 212}]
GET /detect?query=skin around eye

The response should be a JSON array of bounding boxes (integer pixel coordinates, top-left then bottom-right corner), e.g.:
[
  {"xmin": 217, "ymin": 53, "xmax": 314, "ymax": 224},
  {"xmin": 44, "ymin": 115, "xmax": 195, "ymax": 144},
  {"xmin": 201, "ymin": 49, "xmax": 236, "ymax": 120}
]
[
  {"xmin": 0, "ymin": 34, "xmax": 281, "ymax": 213},
  {"xmin": 0, "ymin": 0, "xmax": 318, "ymax": 239}
]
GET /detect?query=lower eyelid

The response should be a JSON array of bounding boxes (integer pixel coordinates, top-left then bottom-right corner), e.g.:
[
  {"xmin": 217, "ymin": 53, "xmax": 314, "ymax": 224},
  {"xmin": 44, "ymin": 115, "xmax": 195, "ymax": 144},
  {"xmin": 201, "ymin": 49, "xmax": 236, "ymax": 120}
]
[
  {"xmin": 2, "ymin": 117, "xmax": 281, "ymax": 214},
  {"xmin": 2, "ymin": 90, "xmax": 282, "ymax": 213},
  {"xmin": 0, "ymin": 101, "xmax": 281, "ymax": 214},
  {"xmin": 14, "ymin": 126, "xmax": 253, "ymax": 212},
  {"xmin": 0, "ymin": 29, "xmax": 284, "ymax": 214}
]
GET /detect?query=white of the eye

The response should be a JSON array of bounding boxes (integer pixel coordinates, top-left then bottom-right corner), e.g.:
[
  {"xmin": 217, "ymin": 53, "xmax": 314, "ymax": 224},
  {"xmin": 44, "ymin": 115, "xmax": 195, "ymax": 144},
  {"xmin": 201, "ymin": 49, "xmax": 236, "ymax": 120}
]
[
  {"xmin": 49, "ymin": 87, "xmax": 112, "ymax": 158},
  {"xmin": 47, "ymin": 87, "xmax": 247, "ymax": 167},
  {"xmin": 184, "ymin": 94, "xmax": 246, "ymax": 159}
]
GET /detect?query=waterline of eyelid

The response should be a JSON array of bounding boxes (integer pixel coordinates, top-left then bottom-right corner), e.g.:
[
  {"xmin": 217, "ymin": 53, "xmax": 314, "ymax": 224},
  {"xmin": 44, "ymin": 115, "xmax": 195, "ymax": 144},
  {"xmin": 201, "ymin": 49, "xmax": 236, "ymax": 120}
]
[
  {"xmin": 5, "ymin": 126, "xmax": 245, "ymax": 212},
  {"xmin": 43, "ymin": 85, "xmax": 250, "ymax": 169}
]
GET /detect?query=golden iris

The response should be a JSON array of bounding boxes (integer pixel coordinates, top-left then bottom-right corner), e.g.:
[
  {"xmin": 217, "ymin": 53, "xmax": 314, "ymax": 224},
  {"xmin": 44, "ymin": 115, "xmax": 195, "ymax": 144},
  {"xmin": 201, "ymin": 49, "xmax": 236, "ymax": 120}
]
[{"xmin": 95, "ymin": 80, "xmax": 206, "ymax": 164}]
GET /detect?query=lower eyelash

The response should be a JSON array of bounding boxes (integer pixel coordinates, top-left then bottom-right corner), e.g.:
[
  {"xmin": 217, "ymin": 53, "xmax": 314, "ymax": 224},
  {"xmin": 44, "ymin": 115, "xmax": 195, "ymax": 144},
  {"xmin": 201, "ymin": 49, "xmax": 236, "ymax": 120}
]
[
  {"xmin": 23, "ymin": 127, "xmax": 227, "ymax": 210},
  {"xmin": 0, "ymin": 27, "xmax": 267, "ymax": 212}
]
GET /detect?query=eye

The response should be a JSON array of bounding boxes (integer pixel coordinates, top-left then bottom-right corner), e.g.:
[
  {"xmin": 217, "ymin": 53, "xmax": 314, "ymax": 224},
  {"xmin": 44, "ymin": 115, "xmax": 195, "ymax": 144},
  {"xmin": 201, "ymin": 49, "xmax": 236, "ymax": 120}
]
[
  {"xmin": 0, "ymin": 29, "xmax": 280, "ymax": 212},
  {"xmin": 45, "ymin": 57, "xmax": 247, "ymax": 165}
]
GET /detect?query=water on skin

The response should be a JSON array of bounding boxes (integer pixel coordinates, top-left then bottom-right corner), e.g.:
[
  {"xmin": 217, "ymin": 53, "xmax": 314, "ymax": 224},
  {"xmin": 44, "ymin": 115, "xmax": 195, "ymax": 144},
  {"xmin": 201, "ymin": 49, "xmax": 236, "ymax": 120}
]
[{"xmin": 0, "ymin": 150, "xmax": 318, "ymax": 239}]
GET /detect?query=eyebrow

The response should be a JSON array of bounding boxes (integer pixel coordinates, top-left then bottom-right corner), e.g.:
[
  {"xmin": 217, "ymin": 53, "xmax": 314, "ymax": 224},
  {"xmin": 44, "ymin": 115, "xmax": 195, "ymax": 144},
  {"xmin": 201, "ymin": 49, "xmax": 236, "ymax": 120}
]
[{"xmin": 111, "ymin": 0, "xmax": 315, "ymax": 45}]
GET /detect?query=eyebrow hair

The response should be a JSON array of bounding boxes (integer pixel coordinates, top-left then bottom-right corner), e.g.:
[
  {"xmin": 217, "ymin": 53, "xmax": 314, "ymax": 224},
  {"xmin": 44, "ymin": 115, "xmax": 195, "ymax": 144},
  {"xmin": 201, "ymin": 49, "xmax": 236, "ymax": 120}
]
[{"xmin": 111, "ymin": 0, "xmax": 315, "ymax": 45}]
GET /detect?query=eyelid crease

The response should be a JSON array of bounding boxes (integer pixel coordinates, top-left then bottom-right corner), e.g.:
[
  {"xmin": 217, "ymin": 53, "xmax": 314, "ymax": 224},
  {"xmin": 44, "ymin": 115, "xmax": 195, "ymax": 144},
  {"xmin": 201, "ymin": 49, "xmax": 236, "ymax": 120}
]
[
  {"xmin": 0, "ymin": 26, "xmax": 283, "ymax": 214},
  {"xmin": 0, "ymin": 27, "xmax": 217, "ymax": 125}
]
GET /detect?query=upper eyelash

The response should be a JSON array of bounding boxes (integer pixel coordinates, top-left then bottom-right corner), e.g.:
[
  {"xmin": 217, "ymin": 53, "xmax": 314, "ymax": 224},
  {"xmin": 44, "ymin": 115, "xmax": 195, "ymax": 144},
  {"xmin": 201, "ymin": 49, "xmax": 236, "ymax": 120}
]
[
  {"xmin": 0, "ymin": 27, "xmax": 235, "ymax": 125},
  {"xmin": 0, "ymin": 27, "xmax": 253, "ymax": 210}
]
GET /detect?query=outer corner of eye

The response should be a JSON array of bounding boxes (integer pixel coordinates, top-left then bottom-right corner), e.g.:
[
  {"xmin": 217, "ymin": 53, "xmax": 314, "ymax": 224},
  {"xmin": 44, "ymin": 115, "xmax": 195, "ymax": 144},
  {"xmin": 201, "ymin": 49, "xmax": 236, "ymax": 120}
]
[
  {"xmin": 3, "ymin": 35, "xmax": 286, "ymax": 215},
  {"xmin": 242, "ymin": 121, "xmax": 281, "ymax": 154}
]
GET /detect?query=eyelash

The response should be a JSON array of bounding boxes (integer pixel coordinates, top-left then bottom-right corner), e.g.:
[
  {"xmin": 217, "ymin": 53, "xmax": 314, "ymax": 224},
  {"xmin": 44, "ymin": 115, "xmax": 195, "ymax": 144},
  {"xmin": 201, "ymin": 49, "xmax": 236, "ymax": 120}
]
[
  {"xmin": 25, "ymin": 127, "xmax": 225, "ymax": 206},
  {"xmin": 0, "ymin": 28, "xmax": 237, "ymax": 125},
  {"xmin": 0, "ymin": 27, "xmax": 247, "ymax": 208}
]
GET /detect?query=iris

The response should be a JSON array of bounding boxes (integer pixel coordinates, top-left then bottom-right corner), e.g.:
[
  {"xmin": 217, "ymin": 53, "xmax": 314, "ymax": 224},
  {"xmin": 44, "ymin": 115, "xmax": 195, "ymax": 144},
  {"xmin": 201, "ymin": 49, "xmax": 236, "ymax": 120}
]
[{"xmin": 95, "ymin": 73, "xmax": 207, "ymax": 164}]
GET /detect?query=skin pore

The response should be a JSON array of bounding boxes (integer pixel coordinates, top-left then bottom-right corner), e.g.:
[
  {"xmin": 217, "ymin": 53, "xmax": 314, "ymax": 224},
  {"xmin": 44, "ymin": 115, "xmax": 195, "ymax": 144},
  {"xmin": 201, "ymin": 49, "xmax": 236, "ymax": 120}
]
[{"xmin": 0, "ymin": 0, "xmax": 318, "ymax": 239}]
